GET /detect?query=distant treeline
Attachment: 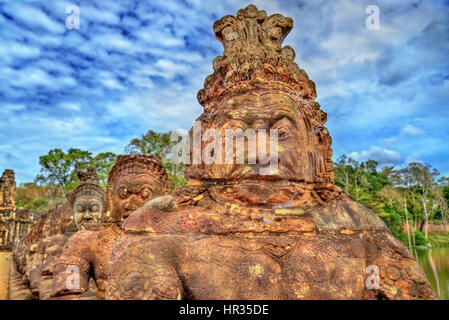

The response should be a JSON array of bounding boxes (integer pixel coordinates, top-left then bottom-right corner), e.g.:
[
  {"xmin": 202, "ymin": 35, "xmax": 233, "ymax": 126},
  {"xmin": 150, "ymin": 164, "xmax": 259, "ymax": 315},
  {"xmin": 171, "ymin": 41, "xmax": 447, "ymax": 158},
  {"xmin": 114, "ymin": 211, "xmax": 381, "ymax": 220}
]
[{"xmin": 333, "ymin": 155, "xmax": 449, "ymax": 248}]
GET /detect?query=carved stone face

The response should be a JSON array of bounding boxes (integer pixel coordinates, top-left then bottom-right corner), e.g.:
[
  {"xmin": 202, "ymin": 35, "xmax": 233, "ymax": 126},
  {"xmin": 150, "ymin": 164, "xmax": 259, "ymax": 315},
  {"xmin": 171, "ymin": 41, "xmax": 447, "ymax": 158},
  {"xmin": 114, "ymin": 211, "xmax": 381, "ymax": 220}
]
[
  {"xmin": 112, "ymin": 173, "xmax": 163, "ymax": 220},
  {"xmin": 73, "ymin": 194, "xmax": 104, "ymax": 230},
  {"xmin": 191, "ymin": 91, "xmax": 319, "ymax": 182}
]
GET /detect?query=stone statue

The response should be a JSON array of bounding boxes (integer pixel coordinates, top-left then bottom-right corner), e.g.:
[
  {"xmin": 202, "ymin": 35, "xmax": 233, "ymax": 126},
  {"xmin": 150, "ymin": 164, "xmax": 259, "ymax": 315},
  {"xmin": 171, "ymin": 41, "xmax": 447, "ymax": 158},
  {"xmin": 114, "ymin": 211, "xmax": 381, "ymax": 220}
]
[
  {"xmin": 15, "ymin": 203, "xmax": 69, "ymax": 287},
  {"xmin": 29, "ymin": 169, "xmax": 104, "ymax": 299},
  {"xmin": 51, "ymin": 155, "xmax": 170, "ymax": 299},
  {"xmin": 106, "ymin": 5, "xmax": 435, "ymax": 300},
  {"xmin": 66, "ymin": 168, "xmax": 106, "ymax": 230}
]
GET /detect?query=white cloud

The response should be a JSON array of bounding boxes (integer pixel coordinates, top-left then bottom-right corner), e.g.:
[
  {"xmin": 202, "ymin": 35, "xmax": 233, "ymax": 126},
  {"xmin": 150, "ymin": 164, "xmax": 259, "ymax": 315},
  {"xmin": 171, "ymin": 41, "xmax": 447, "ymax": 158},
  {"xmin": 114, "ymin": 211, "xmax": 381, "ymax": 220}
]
[
  {"xmin": 349, "ymin": 146, "xmax": 402, "ymax": 164},
  {"xmin": 0, "ymin": 104, "xmax": 26, "ymax": 115},
  {"xmin": 405, "ymin": 151, "xmax": 422, "ymax": 164},
  {"xmin": 7, "ymin": 67, "xmax": 76, "ymax": 90},
  {"xmin": 59, "ymin": 103, "xmax": 81, "ymax": 112},
  {"xmin": 401, "ymin": 124, "xmax": 424, "ymax": 137},
  {"xmin": 0, "ymin": 42, "xmax": 40, "ymax": 63},
  {"xmin": 4, "ymin": 3, "xmax": 65, "ymax": 34}
]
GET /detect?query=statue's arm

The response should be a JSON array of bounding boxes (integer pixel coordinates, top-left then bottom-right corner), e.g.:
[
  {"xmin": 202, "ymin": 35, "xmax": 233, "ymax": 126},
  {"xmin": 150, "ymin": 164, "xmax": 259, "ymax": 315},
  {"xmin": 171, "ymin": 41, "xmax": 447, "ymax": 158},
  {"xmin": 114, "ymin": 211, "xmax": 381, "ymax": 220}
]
[
  {"xmin": 51, "ymin": 232, "xmax": 92, "ymax": 297},
  {"xmin": 363, "ymin": 234, "xmax": 436, "ymax": 300},
  {"xmin": 106, "ymin": 234, "xmax": 182, "ymax": 300}
]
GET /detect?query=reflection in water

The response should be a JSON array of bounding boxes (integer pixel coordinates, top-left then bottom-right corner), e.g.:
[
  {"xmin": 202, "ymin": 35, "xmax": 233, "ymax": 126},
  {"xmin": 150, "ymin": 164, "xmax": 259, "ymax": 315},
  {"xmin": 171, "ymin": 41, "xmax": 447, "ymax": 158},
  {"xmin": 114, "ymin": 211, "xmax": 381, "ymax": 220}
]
[{"xmin": 414, "ymin": 247, "xmax": 449, "ymax": 300}]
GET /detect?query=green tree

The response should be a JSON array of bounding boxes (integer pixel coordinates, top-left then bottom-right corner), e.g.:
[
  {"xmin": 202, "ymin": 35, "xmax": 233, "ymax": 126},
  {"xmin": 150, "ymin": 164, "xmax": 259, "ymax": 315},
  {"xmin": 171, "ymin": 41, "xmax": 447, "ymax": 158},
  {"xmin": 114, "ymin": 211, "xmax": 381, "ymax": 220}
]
[
  {"xmin": 125, "ymin": 130, "xmax": 186, "ymax": 188},
  {"xmin": 35, "ymin": 148, "xmax": 118, "ymax": 191},
  {"xmin": 443, "ymin": 186, "xmax": 449, "ymax": 208},
  {"xmin": 89, "ymin": 152, "xmax": 118, "ymax": 187},
  {"xmin": 16, "ymin": 182, "xmax": 65, "ymax": 211},
  {"xmin": 401, "ymin": 162, "xmax": 439, "ymax": 239},
  {"xmin": 125, "ymin": 130, "xmax": 172, "ymax": 158},
  {"xmin": 35, "ymin": 148, "xmax": 93, "ymax": 189},
  {"xmin": 333, "ymin": 156, "xmax": 449, "ymax": 248}
]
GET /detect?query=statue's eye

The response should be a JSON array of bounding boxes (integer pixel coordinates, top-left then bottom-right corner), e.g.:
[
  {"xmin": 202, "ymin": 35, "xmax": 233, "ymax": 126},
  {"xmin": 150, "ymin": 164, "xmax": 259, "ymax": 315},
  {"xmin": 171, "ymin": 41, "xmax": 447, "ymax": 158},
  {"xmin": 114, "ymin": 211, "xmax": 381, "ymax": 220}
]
[
  {"xmin": 275, "ymin": 125, "xmax": 290, "ymax": 140},
  {"xmin": 91, "ymin": 204, "xmax": 98, "ymax": 212},
  {"xmin": 76, "ymin": 204, "xmax": 84, "ymax": 212},
  {"xmin": 141, "ymin": 188, "xmax": 152, "ymax": 200},
  {"xmin": 118, "ymin": 187, "xmax": 129, "ymax": 199}
]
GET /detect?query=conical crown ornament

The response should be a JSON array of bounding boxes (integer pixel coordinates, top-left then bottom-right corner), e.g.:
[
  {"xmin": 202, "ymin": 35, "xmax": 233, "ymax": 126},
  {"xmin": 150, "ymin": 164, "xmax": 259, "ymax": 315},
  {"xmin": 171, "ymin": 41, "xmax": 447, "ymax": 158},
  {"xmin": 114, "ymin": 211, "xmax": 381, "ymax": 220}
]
[{"xmin": 197, "ymin": 4, "xmax": 317, "ymax": 107}]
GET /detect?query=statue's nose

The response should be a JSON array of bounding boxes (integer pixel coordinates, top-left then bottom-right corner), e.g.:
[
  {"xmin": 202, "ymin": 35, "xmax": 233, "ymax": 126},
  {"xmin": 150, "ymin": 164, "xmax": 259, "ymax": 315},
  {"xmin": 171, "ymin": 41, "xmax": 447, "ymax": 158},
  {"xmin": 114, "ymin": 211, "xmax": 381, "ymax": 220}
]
[
  {"xmin": 84, "ymin": 211, "xmax": 93, "ymax": 219},
  {"xmin": 125, "ymin": 195, "xmax": 141, "ymax": 211}
]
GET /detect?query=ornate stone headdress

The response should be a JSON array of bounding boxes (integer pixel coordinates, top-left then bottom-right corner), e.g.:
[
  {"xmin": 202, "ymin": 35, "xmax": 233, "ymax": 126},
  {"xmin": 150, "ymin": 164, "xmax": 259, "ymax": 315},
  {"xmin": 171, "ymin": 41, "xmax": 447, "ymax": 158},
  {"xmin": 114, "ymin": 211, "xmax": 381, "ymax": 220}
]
[
  {"xmin": 197, "ymin": 4, "xmax": 317, "ymax": 106},
  {"xmin": 106, "ymin": 155, "xmax": 171, "ymax": 221},
  {"xmin": 66, "ymin": 168, "xmax": 106, "ymax": 207},
  {"xmin": 106, "ymin": 155, "xmax": 170, "ymax": 192}
]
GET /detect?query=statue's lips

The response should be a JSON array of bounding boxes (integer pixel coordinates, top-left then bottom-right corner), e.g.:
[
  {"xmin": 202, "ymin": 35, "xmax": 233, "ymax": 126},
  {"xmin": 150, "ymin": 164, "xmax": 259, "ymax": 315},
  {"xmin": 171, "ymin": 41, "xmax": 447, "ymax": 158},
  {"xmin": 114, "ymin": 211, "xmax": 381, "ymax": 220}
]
[{"xmin": 79, "ymin": 219, "xmax": 93, "ymax": 228}]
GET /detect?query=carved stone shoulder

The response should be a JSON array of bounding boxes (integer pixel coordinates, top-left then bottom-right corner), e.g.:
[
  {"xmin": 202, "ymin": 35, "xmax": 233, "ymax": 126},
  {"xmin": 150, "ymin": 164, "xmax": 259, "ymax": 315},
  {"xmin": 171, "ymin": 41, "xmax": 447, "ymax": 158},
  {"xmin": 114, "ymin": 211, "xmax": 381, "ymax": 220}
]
[{"xmin": 310, "ymin": 198, "xmax": 390, "ymax": 232}]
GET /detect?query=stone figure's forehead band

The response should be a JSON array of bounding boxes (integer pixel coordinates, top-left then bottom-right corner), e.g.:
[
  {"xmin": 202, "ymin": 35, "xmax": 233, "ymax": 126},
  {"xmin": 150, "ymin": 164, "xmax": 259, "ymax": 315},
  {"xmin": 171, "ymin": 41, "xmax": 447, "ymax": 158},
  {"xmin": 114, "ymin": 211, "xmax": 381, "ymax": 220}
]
[
  {"xmin": 107, "ymin": 155, "xmax": 170, "ymax": 192},
  {"xmin": 66, "ymin": 168, "xmax": 106, "ymax": 206}
]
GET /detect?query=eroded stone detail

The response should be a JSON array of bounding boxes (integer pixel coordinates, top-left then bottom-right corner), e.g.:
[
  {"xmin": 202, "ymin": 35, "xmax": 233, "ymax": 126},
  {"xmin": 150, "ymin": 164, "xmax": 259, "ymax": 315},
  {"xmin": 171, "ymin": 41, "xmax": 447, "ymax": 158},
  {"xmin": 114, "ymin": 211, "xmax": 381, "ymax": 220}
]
[
  {"xmin": 106, "ymin": 5, "xmax": 436, "ymax": 300},
  {"xmin": 0, "ymin": 169, "xmax": 19, "ymax": 249},
  {"xmin": 51, "ymin": 155, "xmax": 170, "ymax": 299},
  {"xmin": 12, "ymin": 201, "xmax": 71, "ymax": 299}
]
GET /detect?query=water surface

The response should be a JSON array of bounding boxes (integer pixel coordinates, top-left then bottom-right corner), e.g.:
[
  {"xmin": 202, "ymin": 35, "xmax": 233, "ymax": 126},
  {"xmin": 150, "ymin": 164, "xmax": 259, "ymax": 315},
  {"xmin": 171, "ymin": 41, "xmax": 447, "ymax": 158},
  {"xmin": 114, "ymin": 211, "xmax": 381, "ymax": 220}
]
[{"xmin": 414, "ymin": 247, "xmax": 449, "ymax": 300}]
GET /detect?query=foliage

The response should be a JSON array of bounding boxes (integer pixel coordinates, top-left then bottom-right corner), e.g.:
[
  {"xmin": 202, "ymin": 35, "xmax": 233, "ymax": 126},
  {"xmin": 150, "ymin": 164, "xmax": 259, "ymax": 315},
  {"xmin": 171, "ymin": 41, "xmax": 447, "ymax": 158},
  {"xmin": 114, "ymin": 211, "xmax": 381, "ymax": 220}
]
[
  {"xmin": 414, "ymin": 230, "xmax": 430, "ymax": 247},
  {"xmin": 15, "ymin": 182, "xmax": 65, "ymax": 211},
  {"xmin": 125, "ymin": 130, "xmax": 172, "ymax": 158},
  {"xmin": 90, "ymin": 152, "xmax": 119, "ymax": 188},
  {"xmin": 443, "ymin": 186, "xmax": 449, "ymax": 208},
  {"xmin": 428, "ymin": 232, "xmax": 449, "ymax": 248},
  {"xmin": 35, "ymin": 148, "xmax": 117, "ymax": 191},
  {"xmin": 333, "ymin": 155, "xmax": 449, "ymax": 248},
  {"xmin": 125, "ymin": 129, "xmax": 187, "ymax": 188},
  {"xmin": 35, "ymin": 148, "xmax": 92, "ymax": 189}
]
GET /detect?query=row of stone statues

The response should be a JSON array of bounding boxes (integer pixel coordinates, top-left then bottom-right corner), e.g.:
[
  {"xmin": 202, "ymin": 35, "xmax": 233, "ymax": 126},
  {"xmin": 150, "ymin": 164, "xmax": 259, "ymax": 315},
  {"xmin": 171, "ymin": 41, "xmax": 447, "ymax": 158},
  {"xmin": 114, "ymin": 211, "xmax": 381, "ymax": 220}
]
[
  {"xmin": 12, "ymin": 4, "xmax": 436, "ymax": 299},
  {"xmin": 13, "ymin": 155, "xmax": 170, "ymax": 299}
]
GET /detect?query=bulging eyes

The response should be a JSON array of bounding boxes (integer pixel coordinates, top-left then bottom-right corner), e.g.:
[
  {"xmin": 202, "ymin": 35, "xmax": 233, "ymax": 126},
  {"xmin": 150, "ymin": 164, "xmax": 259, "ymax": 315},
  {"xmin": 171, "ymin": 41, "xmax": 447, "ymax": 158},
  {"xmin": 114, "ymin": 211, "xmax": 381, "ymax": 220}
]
[
  {"xmin": 141, "ymin": 188, "xmax": 152, "ymax": 200},
  {"xmin": 118, "ymin": 187, "xmax": 129, "ymax": 199},
  {"xmin": 276, "ymin": 125, "xmax": 291, "ymax": 140},
  {"xmin": 76, "ymin": 204, "xmax": 84, "ymax": 212},
  {"xmin": 91, "ymin": 204, "xmax": 98, "ymax": 212}
]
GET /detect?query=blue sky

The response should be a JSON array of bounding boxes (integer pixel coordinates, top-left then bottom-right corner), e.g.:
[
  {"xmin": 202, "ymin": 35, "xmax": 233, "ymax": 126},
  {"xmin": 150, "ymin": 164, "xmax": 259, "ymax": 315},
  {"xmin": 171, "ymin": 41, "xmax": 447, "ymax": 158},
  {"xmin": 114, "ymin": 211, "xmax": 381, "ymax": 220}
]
[{"xmin": 0, "ymin": 0, "xmax": 448, "ymax": 183}]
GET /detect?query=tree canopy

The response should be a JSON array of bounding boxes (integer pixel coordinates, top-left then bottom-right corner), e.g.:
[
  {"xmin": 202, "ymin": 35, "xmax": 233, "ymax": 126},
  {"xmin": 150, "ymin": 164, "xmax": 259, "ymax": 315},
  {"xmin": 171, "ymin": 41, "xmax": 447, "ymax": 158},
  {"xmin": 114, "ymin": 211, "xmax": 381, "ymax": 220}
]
[
  {"xmin": 35, "ymin": 148, "xmax": 117, "ymax": 190},
  {"xmin": 333, "ymin": 156, "xmax": 449, "ymax": 248},
  {"xmin": 125, "ymin": 129, "xmax": 186, "ymax": 188}
]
